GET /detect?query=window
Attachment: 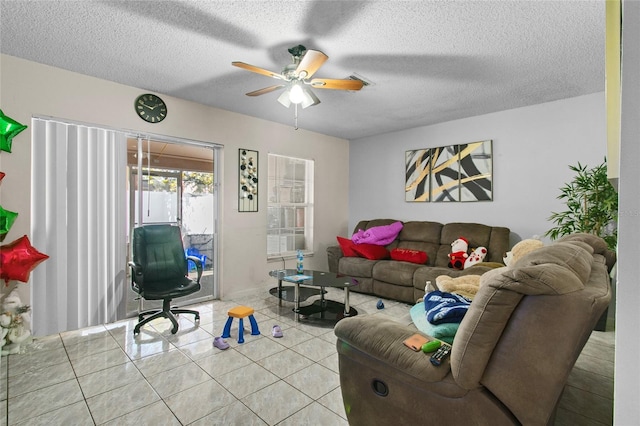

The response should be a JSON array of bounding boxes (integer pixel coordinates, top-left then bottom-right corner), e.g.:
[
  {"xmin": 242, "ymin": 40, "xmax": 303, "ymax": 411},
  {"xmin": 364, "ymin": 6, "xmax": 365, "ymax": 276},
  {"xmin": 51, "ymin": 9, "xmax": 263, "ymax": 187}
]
[{"xmin": 267, "ymin": 154, "xmax": 314, "ymax": 258}]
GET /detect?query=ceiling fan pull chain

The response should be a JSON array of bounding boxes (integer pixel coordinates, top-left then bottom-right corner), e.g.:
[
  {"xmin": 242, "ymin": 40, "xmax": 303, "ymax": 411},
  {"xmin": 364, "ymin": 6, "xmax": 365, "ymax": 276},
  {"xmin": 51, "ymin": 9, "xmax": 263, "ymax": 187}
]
[{"xmin": 295, "ymin": 103, "xmax": 299, "ymax": 130}]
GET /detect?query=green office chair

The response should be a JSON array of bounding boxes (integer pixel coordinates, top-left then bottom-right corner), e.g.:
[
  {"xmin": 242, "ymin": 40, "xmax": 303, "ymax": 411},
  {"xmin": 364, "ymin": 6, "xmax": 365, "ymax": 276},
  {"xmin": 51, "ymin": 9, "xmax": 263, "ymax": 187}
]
[{"xmin": 129, "ymin": 224, "xmax": 202, "ymax": 335}]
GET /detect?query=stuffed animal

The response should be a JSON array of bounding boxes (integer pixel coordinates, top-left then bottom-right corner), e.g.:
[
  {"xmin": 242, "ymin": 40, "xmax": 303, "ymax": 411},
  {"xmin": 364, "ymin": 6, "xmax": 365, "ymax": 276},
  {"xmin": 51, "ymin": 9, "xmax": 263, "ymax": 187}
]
[
  {"xmin": 464, "ymin": 246, "xmax": 487, "ymax": 269},
  {"xmin": 1, "ymin": 289, "xmax": 32, "ymax": 356},
  {"xmin": 435, "ymin": 274, "xmax": 482, "ymax": 300},
  {"xmin": 504, "ymin": 239, "xmax": 544, "ymax": 267},
  {"xmin": 448, "ymin": 237, "xmax": 469, "ymax": 270}
]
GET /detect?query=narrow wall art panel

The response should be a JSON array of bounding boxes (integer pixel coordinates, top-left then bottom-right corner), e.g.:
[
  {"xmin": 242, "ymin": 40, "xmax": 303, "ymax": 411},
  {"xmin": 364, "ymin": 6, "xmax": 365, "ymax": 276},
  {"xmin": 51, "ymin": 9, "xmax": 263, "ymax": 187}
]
[
  {"xmin": 459, "ymin": 140, "xmax": 493, "ymax": 201},
  {"xmin": 405, "ymin": 149, "xmax": 432, "ymax": 202},
  {"xmin": 431, "ymin": 145, "xmax": 460, "ymax": 202},
  {"xmin": 239, "ymin": 148, "xmax": 258, "ymax": 212}
]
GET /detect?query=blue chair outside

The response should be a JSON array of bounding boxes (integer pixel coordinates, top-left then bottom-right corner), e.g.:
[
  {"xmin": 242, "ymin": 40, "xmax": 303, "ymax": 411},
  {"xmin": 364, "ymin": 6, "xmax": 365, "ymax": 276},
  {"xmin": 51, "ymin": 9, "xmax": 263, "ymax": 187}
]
[{"xmin": 185, "ymin": 247, "xmax": 207, "ymax": 271}]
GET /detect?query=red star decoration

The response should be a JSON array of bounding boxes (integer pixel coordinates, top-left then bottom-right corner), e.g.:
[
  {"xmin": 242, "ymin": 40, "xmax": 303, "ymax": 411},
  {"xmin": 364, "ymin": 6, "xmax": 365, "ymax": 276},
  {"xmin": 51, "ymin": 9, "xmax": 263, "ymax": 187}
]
[{"xmin": 0, "ymin": 235, "xmax": 49, "ymax": 284}]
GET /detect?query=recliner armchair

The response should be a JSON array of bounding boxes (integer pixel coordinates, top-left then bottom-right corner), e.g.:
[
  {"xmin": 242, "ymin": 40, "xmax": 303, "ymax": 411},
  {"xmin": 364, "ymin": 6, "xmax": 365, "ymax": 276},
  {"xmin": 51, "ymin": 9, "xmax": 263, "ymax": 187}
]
[
  {"xmin": 334, "ymin": 233, "xmax": 613, "ymax": 425},
  {"xmin": 129, "ymin": 224, "xmax": 202, "ymax": 336}
]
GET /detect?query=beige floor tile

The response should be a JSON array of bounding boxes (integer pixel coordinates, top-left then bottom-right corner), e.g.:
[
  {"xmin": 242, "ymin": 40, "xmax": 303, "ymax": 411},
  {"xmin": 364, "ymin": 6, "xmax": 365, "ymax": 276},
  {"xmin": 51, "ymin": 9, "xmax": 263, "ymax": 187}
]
[
  {"xmin": 145, "ymin": 361, "xmax": 211, "ymax": 398},
  {"xmin": 12, "ymin": 400, "xmax": 93, "ymax": 426},
  {"xmin": 233, "ymin": 336, "xmax": 286, "ymax": 362},
  {"xmin": 241, "ymin": 380, "xmax": 313, "ymax": 425},
  {"xmin": 196, "ymin": 348, "xmax": 253, "ymax": 378},
  {"xmin": 317, "ymin": 387, "xmax": 348, "ymax": 419},
  {"xmin": 277, "ymin": 401, "xmax": 349, "ymax": 426},
  {"xmin": 8, "ymin": 359, "xmax": 75, "ymax": 397},
  {"xmin": 85, "ymin": 379, "xmax": 160, "ymax": 424},
  {"xmin": 189, "ymin": 400, "xmax": 267, "ymax": 426},
  {"xmin": 214, "ymin": 362, "xmax": 279, "ymax": 399},
  {"xmin": 8, "ymin": 379, "xmax": 84, "ymax": 425},
  {"xmin": 283, "ymin": 363, "xmax": 340, "ymax": 400},
  {"xmin": 257, "ymin": 348, "xmax": 315, "ymax": 379},
  {"xmin": 101, "ymin": 400, "xmax": 181, "ymax": 426},
  {"xmin": 290, "ymin": 337, "xmax": 337, "ymax": 362},
  {"xmin": 70, "ymin": 347, "xmax": 130, "ymax": 377},
  {"xmin": 77, "ymin": 362, "xmax": 143, "ymax": 398},
  {"xmin": 164, "ymin": 379, "xmax": 237, "ymax": 425},
  {"xmin": 132, "ymin": 348, "xmax": 191, "ymax": 378}
]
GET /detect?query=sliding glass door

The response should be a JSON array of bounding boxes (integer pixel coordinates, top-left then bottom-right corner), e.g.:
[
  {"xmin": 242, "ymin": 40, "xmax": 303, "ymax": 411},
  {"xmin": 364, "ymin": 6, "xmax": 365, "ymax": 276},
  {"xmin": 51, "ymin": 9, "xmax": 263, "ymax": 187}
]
[{"xmin": 126, "ymin": 138, "xmax": 218, "ymax": 317}]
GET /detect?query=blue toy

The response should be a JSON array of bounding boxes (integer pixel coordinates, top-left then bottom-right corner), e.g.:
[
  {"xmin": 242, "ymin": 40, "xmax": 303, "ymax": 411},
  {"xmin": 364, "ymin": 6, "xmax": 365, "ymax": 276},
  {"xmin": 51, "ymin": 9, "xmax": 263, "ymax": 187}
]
[{"xmin": 376, "ymin": 299, "xmax": 385, "ymax": 309}]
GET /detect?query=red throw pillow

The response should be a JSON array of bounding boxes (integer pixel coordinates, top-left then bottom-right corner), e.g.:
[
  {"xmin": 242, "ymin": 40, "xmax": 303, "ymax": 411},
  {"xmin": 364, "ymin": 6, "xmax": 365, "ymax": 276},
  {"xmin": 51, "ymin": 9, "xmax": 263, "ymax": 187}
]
[
  {"xmin": 352, "ymin": 243, "xmax": 390, "ymax": 260},
  {"xmin": 337, "ymin": 236, "xmax": 358, "ymax": 257},
  {"xmin": 390, "ymin": 248, "xmax": 428, "ymax": 264}
]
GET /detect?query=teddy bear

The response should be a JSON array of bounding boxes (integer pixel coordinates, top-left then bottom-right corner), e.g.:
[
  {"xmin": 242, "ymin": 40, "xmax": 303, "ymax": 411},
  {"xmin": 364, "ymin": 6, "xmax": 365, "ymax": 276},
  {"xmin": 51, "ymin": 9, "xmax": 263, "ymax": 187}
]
[
  {"xmin": 447, "ymin": 237, "xmax": 469, "ymax": 270},
  {"xmin": 1, "ymin": 289, "xmax": 32, "ymax": 356},
  {"xmin": 503, "ymin": 238, "xmax": 544, "ymax": 267},
  {"xmin": 464, "ymin": 246, "xmax": 487, "ymax": 269},
  {"xmin": 435, "ymin": 274, "xmax": 482, "ymax": 300}
]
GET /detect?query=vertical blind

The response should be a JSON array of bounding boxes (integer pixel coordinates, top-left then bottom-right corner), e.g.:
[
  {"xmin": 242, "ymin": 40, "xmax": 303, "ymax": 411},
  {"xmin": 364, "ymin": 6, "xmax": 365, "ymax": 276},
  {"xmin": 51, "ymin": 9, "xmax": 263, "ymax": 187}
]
[{"xmin": 31, "ymin": 119, "xmax": 127, "ymax": 336}]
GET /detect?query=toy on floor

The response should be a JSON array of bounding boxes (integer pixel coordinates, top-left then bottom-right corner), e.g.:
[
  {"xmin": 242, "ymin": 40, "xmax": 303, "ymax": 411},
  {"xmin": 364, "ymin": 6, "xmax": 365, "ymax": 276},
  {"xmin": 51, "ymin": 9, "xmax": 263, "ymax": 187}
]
[
  {"xmin": 272, "ymin": 325, "xmax": 283, "ymax": 338},
  {"xmin": 376, "ymin": 300, "xmax": 385, "ymax": 309}
]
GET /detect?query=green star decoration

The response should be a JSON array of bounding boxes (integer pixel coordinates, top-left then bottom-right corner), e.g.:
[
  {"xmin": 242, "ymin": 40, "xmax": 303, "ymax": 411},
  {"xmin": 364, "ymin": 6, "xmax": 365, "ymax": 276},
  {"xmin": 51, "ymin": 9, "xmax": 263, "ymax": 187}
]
[
  {"xmin": 0, "ymin": 204, "xmax": 19, "ymax": 242},
  {"xmin": 0, "ymin": 109, "xmax": 27, "ymax": 153}
]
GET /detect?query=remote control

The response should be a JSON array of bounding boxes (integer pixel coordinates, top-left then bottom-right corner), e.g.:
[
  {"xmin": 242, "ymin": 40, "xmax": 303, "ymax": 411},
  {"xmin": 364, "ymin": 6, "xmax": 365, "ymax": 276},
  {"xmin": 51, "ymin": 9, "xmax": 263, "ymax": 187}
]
[{"xmin": 429, "ymin": 344, "xmax": 452, "ymax": 366}]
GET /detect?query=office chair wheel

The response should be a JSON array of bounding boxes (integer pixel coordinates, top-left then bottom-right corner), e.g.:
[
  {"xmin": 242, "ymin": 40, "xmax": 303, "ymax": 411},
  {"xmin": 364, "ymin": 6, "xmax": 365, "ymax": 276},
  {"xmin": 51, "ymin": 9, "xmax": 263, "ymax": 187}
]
[
  {"xmin": 195, "ymin": 313, "xmax": 200, "ymax": 321},
  {"xmin": 171, "ymin": 324, "xmax": 179, "ymax": 334}
]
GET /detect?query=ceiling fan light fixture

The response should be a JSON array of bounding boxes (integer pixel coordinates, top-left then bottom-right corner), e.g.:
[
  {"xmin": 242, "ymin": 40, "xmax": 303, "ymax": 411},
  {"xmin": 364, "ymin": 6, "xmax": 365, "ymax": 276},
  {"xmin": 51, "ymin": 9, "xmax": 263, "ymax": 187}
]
[
  {"xmin": 289, "ymin": 83, "xmax": 305, "ymax": 104},
  {"xmin": 277, "ymin": 90, "xmax": 292, "ymax": 108},
  {"xmin": 300, "ymin": 86, "xmax": 320, "ymax": 109}
]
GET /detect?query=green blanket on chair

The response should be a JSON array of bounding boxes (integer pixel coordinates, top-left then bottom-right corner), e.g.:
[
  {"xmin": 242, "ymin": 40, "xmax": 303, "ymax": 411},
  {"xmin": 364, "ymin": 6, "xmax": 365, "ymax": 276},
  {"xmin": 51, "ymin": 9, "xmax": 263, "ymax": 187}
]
[{"xmin": 409, "ymin": 302, "xmax": 459, "ymax": 344}]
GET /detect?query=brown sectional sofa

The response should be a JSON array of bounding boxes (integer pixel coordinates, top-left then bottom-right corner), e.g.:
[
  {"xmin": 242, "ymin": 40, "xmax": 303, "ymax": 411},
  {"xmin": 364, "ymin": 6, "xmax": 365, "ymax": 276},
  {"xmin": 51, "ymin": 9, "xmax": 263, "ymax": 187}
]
[
  {"xmin": 333, "ymin": 233, "xmax": 614, "ymax": 425},
  {"xmin": 327, "ymin": 219, "xmax": 511, "ymax": 303}
]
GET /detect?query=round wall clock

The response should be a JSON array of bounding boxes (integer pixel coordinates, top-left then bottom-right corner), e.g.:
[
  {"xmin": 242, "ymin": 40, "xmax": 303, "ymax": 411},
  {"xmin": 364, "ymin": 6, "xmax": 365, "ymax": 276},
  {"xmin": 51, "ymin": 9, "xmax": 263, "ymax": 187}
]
[{"xmin": 135, "ymin": 93, "xmax": 167, "ymax": 123}]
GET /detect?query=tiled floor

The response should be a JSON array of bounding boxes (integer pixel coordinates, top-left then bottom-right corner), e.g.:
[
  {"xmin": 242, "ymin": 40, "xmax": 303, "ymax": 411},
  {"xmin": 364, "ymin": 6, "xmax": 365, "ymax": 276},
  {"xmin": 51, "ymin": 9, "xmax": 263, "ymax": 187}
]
[{"xmin": 0, "ymin": 288, "xmax": 614, "ymax": 425}]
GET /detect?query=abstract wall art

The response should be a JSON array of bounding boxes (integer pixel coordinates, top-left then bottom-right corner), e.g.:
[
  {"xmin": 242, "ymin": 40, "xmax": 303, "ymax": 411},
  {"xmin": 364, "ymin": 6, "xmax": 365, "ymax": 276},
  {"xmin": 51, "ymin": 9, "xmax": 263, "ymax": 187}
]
[{"xmin": 405, "ymin": 140, "xmax": 492, "ymax": 203}]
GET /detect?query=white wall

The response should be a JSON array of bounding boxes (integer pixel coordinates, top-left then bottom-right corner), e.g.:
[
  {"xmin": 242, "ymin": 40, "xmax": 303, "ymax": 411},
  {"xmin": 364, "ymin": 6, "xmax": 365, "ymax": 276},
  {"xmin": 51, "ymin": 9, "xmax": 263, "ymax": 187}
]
[
  {"xmin": 614, "ymin": 1, "xmax": 640, "ymax": 423},
  {"xmin": 348, "ymin": 93, "xmax": 606, "ymax": 245},
  {"xmin": 0, "ymin": 54, "xmax": 350, "ymax": 307}
]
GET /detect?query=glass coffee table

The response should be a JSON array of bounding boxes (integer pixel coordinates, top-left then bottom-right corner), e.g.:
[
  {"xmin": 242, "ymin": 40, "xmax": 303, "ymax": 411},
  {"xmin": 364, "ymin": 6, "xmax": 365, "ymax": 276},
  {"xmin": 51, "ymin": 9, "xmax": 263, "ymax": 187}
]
[{"xmin": 269, "ymin": 269, "xmax": 358, "ymax": 321}]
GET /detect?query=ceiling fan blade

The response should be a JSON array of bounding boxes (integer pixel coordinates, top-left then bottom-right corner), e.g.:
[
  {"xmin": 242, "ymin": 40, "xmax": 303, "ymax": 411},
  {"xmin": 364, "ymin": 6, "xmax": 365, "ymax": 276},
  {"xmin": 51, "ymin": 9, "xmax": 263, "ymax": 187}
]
[
  {"xmin": 232, "ymin": 62, "xmax": 285, "ymax": 80},
  {"xmin": 246, "ymin": 85, "xmax": 285, "ymax": 96},
  {"xmin": 310, "ymin": 78, "xmax": 364, "ymax": 91},
  {"xmin": 295, "ymin": 50, "xmax": 328, "ymax": 78}
]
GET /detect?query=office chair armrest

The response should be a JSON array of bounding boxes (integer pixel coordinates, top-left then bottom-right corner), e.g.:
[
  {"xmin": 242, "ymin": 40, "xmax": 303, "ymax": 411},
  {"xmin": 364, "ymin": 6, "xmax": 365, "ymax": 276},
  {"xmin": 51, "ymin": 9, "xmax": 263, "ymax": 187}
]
[
  {"xmin": 128, "ymin": 261, "xmax": 143, "ymax": 277},
  {"xmin": 186, "ymin": 256, "xmax": 204, "ymax": 282}
]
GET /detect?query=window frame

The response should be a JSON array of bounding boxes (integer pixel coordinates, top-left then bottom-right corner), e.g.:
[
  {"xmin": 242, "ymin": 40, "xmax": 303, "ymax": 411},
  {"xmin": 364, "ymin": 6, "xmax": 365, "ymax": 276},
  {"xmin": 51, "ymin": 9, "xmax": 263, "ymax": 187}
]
[{"xmin": 267, "ymin": 153, "xmax": 314, "ymax": 259}]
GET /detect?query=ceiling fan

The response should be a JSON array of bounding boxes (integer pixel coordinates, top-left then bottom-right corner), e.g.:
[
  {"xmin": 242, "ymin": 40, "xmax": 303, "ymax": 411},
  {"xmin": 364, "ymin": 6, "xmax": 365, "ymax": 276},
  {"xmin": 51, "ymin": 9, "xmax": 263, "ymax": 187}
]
[{"xmin": 232, "ymin": 45, "xmax": 364, "ymax": 110}]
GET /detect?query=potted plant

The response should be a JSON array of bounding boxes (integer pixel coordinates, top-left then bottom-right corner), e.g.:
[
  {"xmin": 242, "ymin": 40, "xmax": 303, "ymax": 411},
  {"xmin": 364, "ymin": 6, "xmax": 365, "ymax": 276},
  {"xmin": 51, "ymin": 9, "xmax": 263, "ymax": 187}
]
[
  {"xmin": 545, "ymin": 159, "xmax": 617, "ymax": 331},
  {"xmin": 545, "ymin": 160, "xmax": 618, "ymax": 250}
]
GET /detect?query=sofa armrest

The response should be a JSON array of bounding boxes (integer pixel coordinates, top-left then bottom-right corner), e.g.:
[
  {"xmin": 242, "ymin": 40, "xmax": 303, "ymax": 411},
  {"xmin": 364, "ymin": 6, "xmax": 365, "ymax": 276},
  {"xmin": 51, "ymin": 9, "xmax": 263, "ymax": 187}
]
[
  {"xmin": 334, "ymin": 316, "xmax": 451, "ymax": 383},
  {"xmin": 327, "ymin": 245, "xmax": 343, "ymax": 273}
]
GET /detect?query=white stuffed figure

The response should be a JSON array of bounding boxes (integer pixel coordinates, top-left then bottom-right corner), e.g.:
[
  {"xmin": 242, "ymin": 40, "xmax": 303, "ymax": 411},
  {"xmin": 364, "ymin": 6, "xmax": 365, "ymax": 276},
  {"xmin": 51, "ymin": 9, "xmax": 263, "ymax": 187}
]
[
  {"xmin": 464, "ymin": 246, "xmax": 487, "ymax": 269},
  {"xmin": 1, "ymin": 290, "xmax": 32, "ymax": 356}
]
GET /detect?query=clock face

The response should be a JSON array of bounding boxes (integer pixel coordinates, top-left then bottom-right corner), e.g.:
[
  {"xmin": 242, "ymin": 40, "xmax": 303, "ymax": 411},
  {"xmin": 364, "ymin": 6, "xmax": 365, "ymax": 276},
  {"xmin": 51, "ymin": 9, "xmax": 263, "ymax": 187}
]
[{"xmin": 135, "ymin": 94, "xmax": 167, "ymax": 123}]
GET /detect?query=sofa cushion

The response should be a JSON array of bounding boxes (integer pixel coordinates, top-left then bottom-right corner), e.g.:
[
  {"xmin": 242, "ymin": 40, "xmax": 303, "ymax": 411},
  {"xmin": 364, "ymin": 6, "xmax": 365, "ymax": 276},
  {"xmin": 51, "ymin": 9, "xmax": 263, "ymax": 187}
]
[
  {"xmin": 373, "ymin": 260, "xmax": 422, "ymax": 286},
  {"xmin": 390, "ymin": 248, "xmax": 428, "ymax": 264},
  {"xmin": 337, "ymin": 236, "xmax": 358, "ymax": 257},
  {"xmin": 338, "ymin": 257, "xmax": 377, "ymax": 278},
  {"xmin": 352, "ymin": 243, "xmax": 390, "ymax": 260}
]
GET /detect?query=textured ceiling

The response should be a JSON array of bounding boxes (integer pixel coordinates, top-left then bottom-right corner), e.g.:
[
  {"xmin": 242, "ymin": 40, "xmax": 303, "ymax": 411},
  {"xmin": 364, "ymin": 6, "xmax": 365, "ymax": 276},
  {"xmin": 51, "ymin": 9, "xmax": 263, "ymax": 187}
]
[{"xmin": 0, "ymin": 0, "xmax": 604, "ymax": 140}]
